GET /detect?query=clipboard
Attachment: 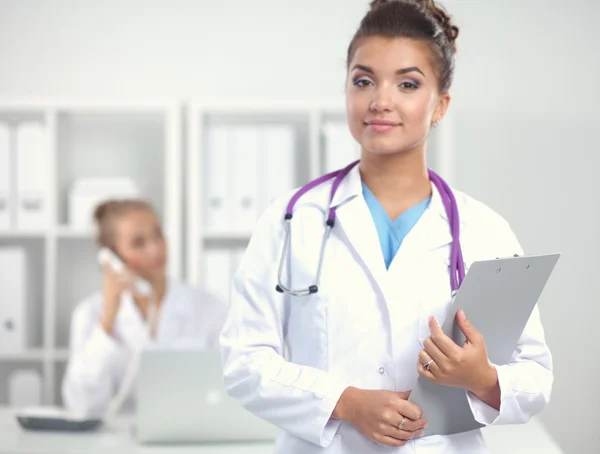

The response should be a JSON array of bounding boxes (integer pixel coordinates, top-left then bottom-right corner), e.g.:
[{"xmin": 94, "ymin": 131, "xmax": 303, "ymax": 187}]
[{"xmin": 408, "ymin": 253, "xmax": 561, "ymax": 437}]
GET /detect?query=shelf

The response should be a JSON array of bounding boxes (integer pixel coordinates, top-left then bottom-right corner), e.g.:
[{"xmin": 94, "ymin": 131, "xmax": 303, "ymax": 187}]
[
  {"xmin": 54, "ymin": 226, "xmax": 94, "ymax": 239},
  {"xmin": 0, "ymin": 349, "xmax": 70, "ymax": 362},
  {"xmin": 53, "ymin": 349, "xmax": 69, "ymax": 361},
  {"xmin": 0, "ymin": 230, "xmax": 47, "ymax": 239},
  {"xmin": 0, "ymin": 349, "xmax": 46, "ymax": 361},
  {"xmin": 203, "ymin": 231, "xmax": 253, "ymax": 241}
]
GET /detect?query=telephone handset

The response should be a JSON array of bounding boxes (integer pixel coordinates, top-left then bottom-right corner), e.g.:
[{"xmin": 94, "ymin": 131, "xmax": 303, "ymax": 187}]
[{"xmin": 97, "ymin": 247, "xmax": 152, "ymax": 297}]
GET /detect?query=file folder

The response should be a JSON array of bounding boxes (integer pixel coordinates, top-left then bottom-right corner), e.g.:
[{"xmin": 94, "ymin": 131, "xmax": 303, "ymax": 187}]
[
  {"xmin": 0, "ymin": 247, "xmax": 28, "ymax": 352},
  {"xmin": 204, "ymin": 125, "xmax": 231, "ymax": 233},
  {"xmin": 0, "ymin": 123, "xmax": 12, "ymax": 229},
  {"xmin": 261, "ymin": 125, "xmax": 295, "ymax": 213},
  {"xmin": 16, "ymin": 123, "xmax": 49, "ymax": 229},
  {"xmin": 230, "ymin": 126, "xmax": 260, "ymax": 234},
  {"xmin": 8, "ymin": 369, "xmax": 42, "ymax": 406}
]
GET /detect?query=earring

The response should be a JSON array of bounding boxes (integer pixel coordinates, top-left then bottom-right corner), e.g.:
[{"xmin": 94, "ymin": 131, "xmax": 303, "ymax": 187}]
[{"xmin": 432, "ymin": 120, "xmax": 440, "ymax": 128}]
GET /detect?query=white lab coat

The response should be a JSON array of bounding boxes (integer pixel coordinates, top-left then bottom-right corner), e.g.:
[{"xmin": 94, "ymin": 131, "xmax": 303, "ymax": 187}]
[
  {"xmin": 220, "ymin": 164, "xmax": 553, "ymax": 454},
  {"xmin": 62, "ymin": 278, "xmax": 227, "ymax": 417}
]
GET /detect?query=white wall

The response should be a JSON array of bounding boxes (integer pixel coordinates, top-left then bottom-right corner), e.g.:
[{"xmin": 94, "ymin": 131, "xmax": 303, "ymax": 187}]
[{"xmin": 1, "ymin": 1, "xmax": 598, "ymax": 452}]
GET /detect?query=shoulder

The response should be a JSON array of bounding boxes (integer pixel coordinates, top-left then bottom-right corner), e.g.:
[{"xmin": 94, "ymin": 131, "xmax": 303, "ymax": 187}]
[
  {"xmin": 452, "ymin": 187, "xmax": 524, "ymax": 257},
  {"xmin": 453, "ymin": 189, "xmax": 511, "ymax": 230},
  {"xmin": 70, "ymin": 292, "xmax": 104, "ymax": 326}
]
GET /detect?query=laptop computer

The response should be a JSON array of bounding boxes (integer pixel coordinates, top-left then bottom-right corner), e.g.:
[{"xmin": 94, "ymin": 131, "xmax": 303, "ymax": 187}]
[{"xmin": 136, "ymin": 346, "xmax": 277, "ymax": 444}]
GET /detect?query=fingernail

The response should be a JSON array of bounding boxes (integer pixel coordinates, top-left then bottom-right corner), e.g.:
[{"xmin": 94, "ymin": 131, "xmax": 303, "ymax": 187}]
[{"xmin": 419, "ymin": 430, "xmax": 425, "ymax": 437}]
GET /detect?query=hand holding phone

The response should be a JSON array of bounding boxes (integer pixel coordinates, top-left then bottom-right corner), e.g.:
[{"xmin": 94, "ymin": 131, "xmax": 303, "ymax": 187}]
[
  {"xmin": 97, "ymin": 248, "xmax": 152, "ymax": 297},
  {"xmin": 97, "ymin": 248, "xmax": 152, "ymax": 334}
]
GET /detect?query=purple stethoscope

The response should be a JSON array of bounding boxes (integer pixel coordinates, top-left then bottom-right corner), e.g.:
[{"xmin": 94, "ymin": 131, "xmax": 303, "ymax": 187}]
[{"xmin": 275, "ymin": 159, "xmax": 465, "ymax": 297}]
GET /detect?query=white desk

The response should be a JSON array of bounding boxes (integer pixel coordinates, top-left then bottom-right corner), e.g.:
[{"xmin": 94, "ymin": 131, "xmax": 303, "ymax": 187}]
[{"xmin": 0, "ymin": 407, "xmax": 563, "ymax": 453}]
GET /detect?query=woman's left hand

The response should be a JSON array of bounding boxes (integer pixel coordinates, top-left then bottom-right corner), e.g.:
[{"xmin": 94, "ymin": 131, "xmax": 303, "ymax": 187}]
[{"xmin": 417, "ymin": 309, "xmax": 498, "ymax": 395}]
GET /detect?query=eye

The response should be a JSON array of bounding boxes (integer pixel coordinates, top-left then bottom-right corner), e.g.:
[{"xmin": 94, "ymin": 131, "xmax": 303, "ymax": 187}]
[
  {"xmin": 399, "ymin": 81, "xmax": 420, "ymax": 91},
  {"xmin": 132, "ymin": 237, "xmax": 145, "ymax": 249},
  {"xmin": 353, "ymin": 76, "xmax": 374, "ymax": 88}
]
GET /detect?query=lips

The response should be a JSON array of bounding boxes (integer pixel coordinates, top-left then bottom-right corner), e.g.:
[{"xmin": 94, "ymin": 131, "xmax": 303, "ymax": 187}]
[
  {"xmin": 365, "ymin": 119, "xmax": 401, "ymax": 132},
  {"xmin": 366, "ymin": 119, "xmax": 400, "ymax": 126}
]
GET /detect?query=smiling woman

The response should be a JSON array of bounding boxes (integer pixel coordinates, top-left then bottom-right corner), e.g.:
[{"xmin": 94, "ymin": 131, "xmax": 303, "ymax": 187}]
[
  {"xmin": 61, "ymin": 199, "xmax": 228, "ymax": 417},
  {"xmin": 219, "ymin": 1, "xmax": 554, "ymax": 453}
]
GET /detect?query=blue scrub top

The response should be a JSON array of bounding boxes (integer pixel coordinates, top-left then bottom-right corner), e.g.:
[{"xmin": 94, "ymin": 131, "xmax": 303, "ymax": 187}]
[{"xmin": 362, "ymin": 182, "xmax": 431, "ymax": 269}]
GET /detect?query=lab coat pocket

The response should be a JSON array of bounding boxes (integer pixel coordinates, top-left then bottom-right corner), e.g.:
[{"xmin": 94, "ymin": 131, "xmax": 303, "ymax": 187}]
[{"xmin": 287, "ymin": 293, "xmax": 329, "ymax": 371}]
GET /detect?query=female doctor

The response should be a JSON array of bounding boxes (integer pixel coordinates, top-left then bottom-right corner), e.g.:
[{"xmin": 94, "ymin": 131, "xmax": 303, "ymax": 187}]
[
  {"xmin": 62, "ymin": 199, "xmax": 227, "ymax": 417},
  {"xmin": 220, "ymin": 0, "xmax": 553, "ymax": 452}
]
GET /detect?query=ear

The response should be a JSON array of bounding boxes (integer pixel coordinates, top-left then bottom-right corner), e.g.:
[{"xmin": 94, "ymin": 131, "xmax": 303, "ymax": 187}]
[{"xmin": 432, "ymin": 91, "xmax": 451, "ymax": 124}]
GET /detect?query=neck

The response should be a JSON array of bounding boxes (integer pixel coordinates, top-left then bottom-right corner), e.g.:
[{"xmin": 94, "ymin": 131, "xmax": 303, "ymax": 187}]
[
  {"xmin": 359, "ymin": 147, "xmax": 431, "ymax": 202},
  {"xmin": 133, "ymin": 275, "xmax": 167, "ymax": 316},
  {"xmin": 150, "ymin": 275, "xmax": 167, "ymax": 304}
]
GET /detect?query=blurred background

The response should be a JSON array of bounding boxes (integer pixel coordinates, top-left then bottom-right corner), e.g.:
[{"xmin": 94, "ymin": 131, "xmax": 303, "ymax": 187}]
[{"xmin": 0, "ymin": 0, "xmax": 598, "ymax": 453}]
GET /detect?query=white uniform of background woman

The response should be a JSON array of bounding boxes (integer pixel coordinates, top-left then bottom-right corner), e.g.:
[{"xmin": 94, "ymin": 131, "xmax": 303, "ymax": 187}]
[
  {"xmin": 220, "ymin": 1, "xmax": 553, "ymax": 453},
  {"xmin": 62, "ymin": 200, "xmax": 227, "ymax": 417}
]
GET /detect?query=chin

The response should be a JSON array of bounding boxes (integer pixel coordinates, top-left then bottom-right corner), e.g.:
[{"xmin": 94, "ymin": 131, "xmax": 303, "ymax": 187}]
[{"xmin": 362, "ymin": 140, "xmax": 406, "ymax": 156}]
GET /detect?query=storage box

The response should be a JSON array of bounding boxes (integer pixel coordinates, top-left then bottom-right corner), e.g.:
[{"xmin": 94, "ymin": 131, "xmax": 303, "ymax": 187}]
[{"xmin": 68, "ymin": 178, "xmax": 140, "ymax": 229}]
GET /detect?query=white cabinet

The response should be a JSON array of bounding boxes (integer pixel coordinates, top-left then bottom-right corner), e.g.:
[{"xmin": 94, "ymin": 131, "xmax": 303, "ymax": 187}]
[{"xmin": 0, "ymin": 100, "xmax": 182, "ymax": 406}]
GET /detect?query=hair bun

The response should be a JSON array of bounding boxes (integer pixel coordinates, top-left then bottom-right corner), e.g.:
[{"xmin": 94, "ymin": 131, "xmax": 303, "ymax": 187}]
[
  {"xmin": 369, "ymin": 0, "xmax": 459, "ymax": 52},
  {"xmin": 369, "ymin": 0, "xmax": 390, "ymax": 9},
  {"xmin": 94, "ymin": 200, "xmax": 113, "ymax": 224},
  {"xmin": 421, "ymin": 0, "xmax": 459, "ymax": 50}
]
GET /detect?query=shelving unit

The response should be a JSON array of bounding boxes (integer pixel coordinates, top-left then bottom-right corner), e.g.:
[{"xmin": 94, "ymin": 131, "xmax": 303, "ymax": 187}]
[
  {"xmin": 185, "ymin": 98, "xmax": 454, "ymax": 296},
  {"xmin": 0, "ymin": 99, "xmax": 182, "ymax": 406}
]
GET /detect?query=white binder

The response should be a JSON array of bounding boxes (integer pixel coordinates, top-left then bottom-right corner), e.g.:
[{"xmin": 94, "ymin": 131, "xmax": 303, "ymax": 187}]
[
  {"xmin": 204, "ymin": 126, "xmax": 231, "ymax": 233},
  {"xmin": 230, "ymin": 126, "xmax": 260, "ymax": 234},
  {"xmin": 8, "ymin": 369, "xmax": 42, "ymax": 407},
  {"xmin": 203, "ymin": 249, "xmax": 232, "ymax": 306},
  {"xmin": 16, "ymin": 122, "xmax": 49, "ymax": 229},
  {"xmin": 261, "ymin": 125, "xmax": 295, "ymax": 213},
  {"xmin": 0, "ymin": 247, "xmax": 27, "ymax": 352},
  {"xmin": 323, "ymin": 121, "xmax": 360, "ymax": 174},
  {"xmin": 0, "ymin": 123, "xmax": 12, "ymax": 229}
]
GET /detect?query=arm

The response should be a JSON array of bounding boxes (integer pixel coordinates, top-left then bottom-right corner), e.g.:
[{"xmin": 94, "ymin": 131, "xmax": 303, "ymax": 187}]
[
  {"xmin": 466, "ymin": 304, "xmax": 553, "ymax": 425},
  {"xmin": 466, "ymin": 220, "xmax": 554, "ymax": 425},
  {"xmin": 61, "ymin": 299, "xmax": 130, "ymax": 417},
  {"xmin": 219, "ymin": 202, "xmax": 350, "ymax": 447}
]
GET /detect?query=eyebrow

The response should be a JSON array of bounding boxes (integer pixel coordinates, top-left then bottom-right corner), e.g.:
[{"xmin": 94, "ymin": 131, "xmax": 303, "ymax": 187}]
[{"xmin": 351, "ymin": 64, "xmax": 425, "ymax": 77}]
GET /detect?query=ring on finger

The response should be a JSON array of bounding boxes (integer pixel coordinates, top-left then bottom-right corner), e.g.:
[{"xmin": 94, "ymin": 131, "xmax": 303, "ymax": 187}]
[
  {"xmin": 398, "ymin": 416, "xmax": 406, "ymax": 430},
  {"xmin": 423, "ymin": 359, "xmax": 435, "ymax": 371}
]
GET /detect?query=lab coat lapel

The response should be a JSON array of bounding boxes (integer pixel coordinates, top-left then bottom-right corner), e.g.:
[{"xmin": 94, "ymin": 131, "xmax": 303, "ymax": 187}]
[
  {"xmin": 394, "ymin": 182, "xmax": 454, "ymax": 258},
  {"xmin": 331, "ymin": 167, "xmax": 388, "ymax": 290}
]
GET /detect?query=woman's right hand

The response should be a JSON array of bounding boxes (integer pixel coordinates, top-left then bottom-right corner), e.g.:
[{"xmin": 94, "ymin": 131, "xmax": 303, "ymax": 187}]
[
  {"xmin": 100, "ymin": 264, "xmax": 134, "ymax": 334},
  {"xmin": 332, "ymin": 387, "xmax": 427, "ymax": 447}
]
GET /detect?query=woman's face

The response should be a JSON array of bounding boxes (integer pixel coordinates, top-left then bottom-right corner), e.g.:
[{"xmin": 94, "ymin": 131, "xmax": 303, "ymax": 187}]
[
  {"xmin": 345, "ymin": 36, "xmax": 450, "ymax": 157},
  {"xmin": 113, "ymin": 209, "xmax": 168, "ymax": 281}
]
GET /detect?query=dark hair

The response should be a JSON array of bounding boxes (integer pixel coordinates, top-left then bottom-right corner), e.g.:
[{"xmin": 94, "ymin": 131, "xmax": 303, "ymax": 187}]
[
  {"xmin": 94, "ymin": 199, "xmax": 155, "ymax": 249},
  {"xmin": 347, "ymin": 0, "xmax": 459, "ymax": 93}
]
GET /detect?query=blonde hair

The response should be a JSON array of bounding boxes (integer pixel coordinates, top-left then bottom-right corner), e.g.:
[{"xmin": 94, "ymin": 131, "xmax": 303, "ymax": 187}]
[{"xmin": 93, "ymin": 199, "xmax": 155, "ymax": 249}]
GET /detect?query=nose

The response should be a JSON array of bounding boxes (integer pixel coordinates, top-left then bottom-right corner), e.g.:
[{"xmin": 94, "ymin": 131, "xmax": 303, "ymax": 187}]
[
  {"xmin": 369, "ymin": 84, "xmax": 395, "ymax": 112},
  {"xmin": 147, "ymin": 237, "xmax": 165, "ymax": 259}
]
